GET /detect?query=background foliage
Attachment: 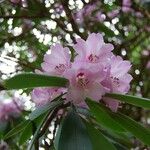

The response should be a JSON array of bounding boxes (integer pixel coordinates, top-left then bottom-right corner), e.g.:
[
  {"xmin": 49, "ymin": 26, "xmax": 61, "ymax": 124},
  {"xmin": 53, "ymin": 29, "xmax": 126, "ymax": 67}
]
[{"xmin": 0, "ymin": 0, "xmax": 150, "ymax": 149}]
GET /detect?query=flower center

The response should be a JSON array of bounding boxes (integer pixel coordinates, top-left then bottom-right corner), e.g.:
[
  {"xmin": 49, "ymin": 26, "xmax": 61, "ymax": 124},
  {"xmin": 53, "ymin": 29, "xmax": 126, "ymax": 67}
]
[
  {"xmin": 55, "ymin": 64, "xmax": 66, "ymax": 73},
  {"xmin": 111, "ymin": 76, "xmax": 120, "ymax": 87},
  {"xmin": 88, "ymin": 54, "xmax": 99, "ymax": 63},
  {"xmin": 76, "ymin": 72, "xmax": 89, "ymax": 88}
]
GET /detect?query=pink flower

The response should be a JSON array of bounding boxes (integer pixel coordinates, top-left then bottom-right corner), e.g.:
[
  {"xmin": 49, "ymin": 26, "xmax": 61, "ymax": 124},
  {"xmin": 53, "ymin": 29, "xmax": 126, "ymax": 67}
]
[
  {"xmin": 31, "ymin": 88, "xmax": 52, "ymax": 106},
  {"xmin": 73, "ymin": 8, "xmax": 85, "ymax": 24},
  {"xmin": 122, "ymin": 0, "xmax": 132, "ymax": 12},
  {"xmin": 31, "ymin": 87, "xmax": 65, "ymax": 106},
  {"xmin": 41, "ymin": 43, "xmax": 71, "ymax": 76},
  {"xmin": 64, "ymin": 62, "xmax": 107, "ymax": 105},
  {"xmin": 31, "ymin": 88, "xmax": 66, "ymax": 106},
  {"xmin": 146, "ymin": 61, "xmax": 150, "ymax": 69},
  {"xmin": 10, "ymin": 0, "xmax": 20, "ymax": 4},
  {"xmin": 74, "ymin": 33, "xmax": 114, "ymax": 64},
  {"xmin": 0, "ymin": 97, "xmax": 23, "ymax": 121},
  {"xmin": 74, "ymin": 2, "xmax": 105, "ymax": 24},
  {"xmin": 31, "ymin": 32, "xmax": 132, "ymax": 112},
  {"xmin": 102, "ymin": 97, "xmax": 120, "ymax": 112},
  {"xmin": 107, "ymin": 9, "xmax": 120, "ymax": 19},
  {"xmin": 102, "ymin": 55, "xmax": 132, "ymax": 111},
  {"xmin": 110, "ymin": 56, "xmax": 132, "ymax": 93},
  {"xmin": 95, "ymin": 12, "xmax": 106, "ymax": 22},
  {"xmin": 84, "ymin": 4, "xmax": 96, "ymax": 16}
]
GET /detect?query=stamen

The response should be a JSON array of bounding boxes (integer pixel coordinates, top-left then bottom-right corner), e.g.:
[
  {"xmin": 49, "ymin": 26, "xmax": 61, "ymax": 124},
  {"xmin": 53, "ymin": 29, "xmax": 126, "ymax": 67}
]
[
  {"xmin": 55, "ymin": 64, "xmax": 66, "ymax": 73},
  {"xmin": 88, "ymin": 54, "xmax": 99, "ymax": 63},
  {"xmin": 111, "ymin": 76, "xmax": 120, "ymax": 87},
  {"xmin": 76, "ymin": 73, "xmax": 89, "ymax": 88}
]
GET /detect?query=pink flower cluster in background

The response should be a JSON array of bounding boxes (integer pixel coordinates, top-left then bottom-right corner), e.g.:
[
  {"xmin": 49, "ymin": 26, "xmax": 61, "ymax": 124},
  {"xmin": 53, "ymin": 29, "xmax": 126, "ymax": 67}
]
[
  {"xmin": 122, "ymin": 0, "xmax": 143, "ymax": 17},
  {"xmin": 31, "ymin": 33, "xmax": 132, "ymax": 111},
  {"xmin": 74, "ymin": 2, "xmax": 105, "ymax": 24},
  {"xmin": 122, "ymin": 0, "xmax": 132, "ymax": 12},
  {"xmin": 10, "ymin": 0, "xmax": 20, "ymax": 4},
  {"xmin": 0, "ymin": 93, "xmax": 23, "ymax": 121}
]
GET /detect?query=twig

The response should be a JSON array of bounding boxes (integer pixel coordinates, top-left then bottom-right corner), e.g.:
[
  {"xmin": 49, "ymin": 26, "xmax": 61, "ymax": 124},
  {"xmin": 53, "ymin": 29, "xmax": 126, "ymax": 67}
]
[
  {"xmin": 39, "ymin": 102, "xmax": 70, "ymax": 137},
  {"xmin": 61, "ymin": 0, "xmax": 86, "ymax": 39},
  {"xmin": 0, "ymin": 82, "xmax": 5, "ymax": 91},
  {"xmin": 0, "ymin": 15, "xmax": 49, "ymax": 19},
  {"xmin": 2, "ymin": 56, "xmax": 36, "ymax": 71},
  {"xmin": 51, "ymin": 18, "xmax": 76, "ymax": 43}
]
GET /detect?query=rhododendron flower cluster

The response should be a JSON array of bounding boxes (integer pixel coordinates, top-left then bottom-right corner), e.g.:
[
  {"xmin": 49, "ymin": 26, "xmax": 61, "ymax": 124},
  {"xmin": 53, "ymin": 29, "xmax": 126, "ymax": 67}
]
[
  {"xmin": 31, "ymin": 33, "xmax": 132, "ymax": 111},
  {"xmin": 10, "ymin": 0, "xmax": 20, "ymax": 4},
  {"xmin": 0, "ymin": 94, "xmax": 24, "ymax": 121},
  {"xmin": 121, "ymin": 0, "xmax": 143, "ymax": 17},
  {"xmin": 74, "ymin": 2, "xmax": 105, "ymax": 24},
  {"xmin": 122, "ymin": 0, "xmax": 132, "ymax": 12}
]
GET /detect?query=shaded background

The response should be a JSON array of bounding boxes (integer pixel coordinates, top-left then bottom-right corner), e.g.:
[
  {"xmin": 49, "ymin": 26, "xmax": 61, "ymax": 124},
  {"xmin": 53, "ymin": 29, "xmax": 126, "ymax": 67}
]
[{"xmin": 0, "ymin": 0, "xmax": 150, "ymax": 149}]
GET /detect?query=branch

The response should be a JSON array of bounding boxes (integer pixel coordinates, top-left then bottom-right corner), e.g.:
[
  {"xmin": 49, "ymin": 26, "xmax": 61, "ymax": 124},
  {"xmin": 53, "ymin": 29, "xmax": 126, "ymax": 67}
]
[
  {"xmin": 39, "ymin": 102, "xmax": 70, "ymax": 137},
  {"xmin": 61, "ymin": 0, "xmax": 86, "ymax": 39},
  {"xmin": 0, "ymin": 15, "xmax": 50, "ymax": 19},
  {"xmin": 0, "ymin": 82, "xmax": 5, "ymax": 91},
  {"xmin": 2, "ymin": 56, "xmax": 36, "ymax": 71},
  {"xmin": 51, "ymin": 18, "xmax": 76, "ymax": 43}
]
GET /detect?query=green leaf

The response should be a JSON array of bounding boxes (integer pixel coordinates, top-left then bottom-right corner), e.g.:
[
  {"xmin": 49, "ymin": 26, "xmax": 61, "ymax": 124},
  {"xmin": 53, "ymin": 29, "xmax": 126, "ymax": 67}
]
[
  {"xmin": 50, "ymin": 146, "xmax": 56, "ymax": 150},
  {"xmin": 90, "ymin": 101, "xmax": 150, "ymax": 146},
  {"xmin": 106, "ymin": 93, "xmax": 150, "ymax": 109},
  {"xmin": 87, "ymin": 100, "xmax": 150, "ymax": 146},
  {"xmin": 4, "ymin": 120, "xmax": 29, "ymax": 140},
  {"xmin": 96, "ymin": 22, "xmax": 115, "ymax": 37},
  {"xmin": 19, "ymin": 122, "xmax": 33, "ymax": 145},
  {"xmin": 112, "ymin": 113, "xmax": 150, "ymax": 146},
  {"xmin": 55, "ymin": 110, "xmax": 92, "ymax": 150},
  {"xmin": 114, "ymin": 143, "xmax": 128, "ymax": 150},
  {"xmin": 4, "ymin": 73, "xmax": 69, "ymax": 89},
  {"xmin": 100, "ymin": 130, "xmax": 133, "ymax": 148},
  {"xmin": 29, "ymin": 100, "xmax": 63, "ymax": 120},
  {"xmin": 28, "ymin": 112, "xmax": 49, "ymax": 150},
  {"xmin": 27, "ymin": 0, "xmax": 49, "ymax": 15},
  {"xmin": 86, "ymin": 98, "xmax": 125, "ymax": 132},
  {"xmin": 84, "ymin": 121, "xmax": 116, "ymax": 150}
]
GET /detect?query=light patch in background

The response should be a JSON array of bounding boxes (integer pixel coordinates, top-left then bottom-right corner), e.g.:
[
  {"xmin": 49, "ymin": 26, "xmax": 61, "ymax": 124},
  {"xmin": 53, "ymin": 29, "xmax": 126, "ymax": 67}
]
[
  {"xmin": 121, "ymin": 49, "xmax": 127, "ymax": 56},
  {"xmin": 0, "ymin": 57, "xmax": 17, "ymax": 74},
  {"xmin": 13, "ymin": 27, "xmax": 22, "ymax": 36},
  {"xmin": 135, "ymin": 69, "xmax": 140, "ymax": 75},
  {"xmin": 75, "ymin": 0, "xmax": 84, "ymax": 9},
  {"xmin": 112, "ymin": 18, "xmax": 119, "ymax": 24}
]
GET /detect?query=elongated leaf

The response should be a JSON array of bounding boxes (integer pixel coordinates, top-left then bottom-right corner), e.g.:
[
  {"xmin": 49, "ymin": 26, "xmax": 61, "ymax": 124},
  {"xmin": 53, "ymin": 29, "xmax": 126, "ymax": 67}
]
[
  {"xmin": 29, "ymin": 100, "xmax": 63, "ymax": 120},
  {"xmin": 4, "ymin": 120, "xmax": 29, "ymax": 140},
  {"xmin": 86, "ymin": 98, "xmax": 125, "ymax": 132},
  {"xmin": 100, "ymin": 130, "xmax": 133, "ymax": 148},
  {"xmin": 4, "ymin": 73, "xmax": 69, "ymax": 89},
  {"xmin": 106, "ymin": 93, "xmax": 150, "ymax": 109},
  {"xmin": 19, "ymin": 122, "xmax": 33, "ymax": 145},
  {"xmin": 88, "ymin": 100, "xmax": 150, "ymax": 146},
  {"xmin": 77, "ymin": 108, "xmax": 132, "ymax": 148},
  {"xmin": 56, "ymin": 110, "xmax": 92, "ymax": 150},
  {"xmin": 50, "ymin": 146, "xmax": 56, "ymax": 150},
  {"xmin": 112, "ymin": 113, "xmax": 150, "ymax": 146},
  {"xmin": 84, "ymin": 121, "xmax": 116, "ymax": 150},
  {"xmin": 27, "ymin": 112, "xmax": 49, "ymax": 150},
  {"xmin": 114, "ymin": 143, "xmax": 128, "ymax": 150}
]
